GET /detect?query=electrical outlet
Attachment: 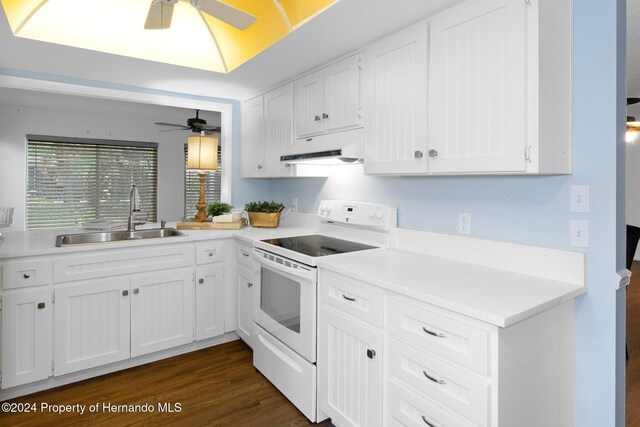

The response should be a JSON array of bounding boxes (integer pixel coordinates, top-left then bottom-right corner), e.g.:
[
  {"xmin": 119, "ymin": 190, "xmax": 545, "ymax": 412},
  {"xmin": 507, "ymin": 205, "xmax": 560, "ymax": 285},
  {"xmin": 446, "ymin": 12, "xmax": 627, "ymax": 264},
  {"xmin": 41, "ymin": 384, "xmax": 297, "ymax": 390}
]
[
  {"xmin": 570, "ymin": 185, "xmax": 590, "ymax": 213},
  {"xmin": 292, "ymin": 198, "xmax": 298, "ymax": 212},
  {"xmin": 458, "ymin": 213, "xmax": 471, "ymax": 235},
  {"xmin": 570, "ymin": 220, "xmax": 589, "ymax": 247}
]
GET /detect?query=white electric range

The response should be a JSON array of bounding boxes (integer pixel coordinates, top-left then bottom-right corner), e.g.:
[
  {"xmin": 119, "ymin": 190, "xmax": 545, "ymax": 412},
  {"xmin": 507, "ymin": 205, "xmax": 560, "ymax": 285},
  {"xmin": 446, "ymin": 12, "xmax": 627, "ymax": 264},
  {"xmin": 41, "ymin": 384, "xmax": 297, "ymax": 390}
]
[{"xmin": 251, "ymin": 200, "xmax": 397, "ymax": 422}]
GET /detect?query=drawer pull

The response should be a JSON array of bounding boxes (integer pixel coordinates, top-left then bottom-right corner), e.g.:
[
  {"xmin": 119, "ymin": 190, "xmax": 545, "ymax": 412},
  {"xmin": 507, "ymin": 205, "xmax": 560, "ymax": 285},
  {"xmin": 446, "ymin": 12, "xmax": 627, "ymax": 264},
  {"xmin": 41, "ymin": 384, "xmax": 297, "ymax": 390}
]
[
  {"xmin": 37, "ymin": 302, "xmax": 45, "ymax": 309},
  {"xmin": 23, "ymin": 273, "xmax": 31, "ymax": 279},
  {"xmin": 423, "ymin": 370, "xmax": 446, "ymax": 385},
  {"xmin": 133, "ymin": 288, "xmax": 140, "ymax": 294},
  {"xmin": 422, "ymin": 327, "xmax": 446, "ymax": 338},
  {"xmin": 247, "ymin": 282, "xmax": 253, "ymax": 288},
  {"xmin": 208, "ymin": 251, "xmax": 215, "ymax": 257},
  {"xmin": 199, "ymin": 278, "xmax": 205, "ymax": 284},
  {"xmin": 421, "ymin": 415, "xmax": 436, "ymax": 427},
  {"xmin": 241, "ymin": 251, "xmax": 250, "ymax": 257},
  {"xmin": 122, "ymin": 290, "xmax": 129, "ymax": 296},
  {"xmin": 342, "ymin": 294, "xmax": 356, "ymax": 302},
  {"xmin": 367, "ymin": 349, "xmax": 376, "ymax": 359}
]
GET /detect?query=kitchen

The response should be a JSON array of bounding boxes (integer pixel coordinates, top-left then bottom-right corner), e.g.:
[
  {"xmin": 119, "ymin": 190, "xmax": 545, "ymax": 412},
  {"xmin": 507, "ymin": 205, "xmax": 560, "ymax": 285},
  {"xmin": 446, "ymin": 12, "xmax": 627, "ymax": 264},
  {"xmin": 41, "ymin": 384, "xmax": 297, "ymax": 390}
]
[{"xmin": 0, "ymin": 0, "xmax": 628, "ymax": 426}]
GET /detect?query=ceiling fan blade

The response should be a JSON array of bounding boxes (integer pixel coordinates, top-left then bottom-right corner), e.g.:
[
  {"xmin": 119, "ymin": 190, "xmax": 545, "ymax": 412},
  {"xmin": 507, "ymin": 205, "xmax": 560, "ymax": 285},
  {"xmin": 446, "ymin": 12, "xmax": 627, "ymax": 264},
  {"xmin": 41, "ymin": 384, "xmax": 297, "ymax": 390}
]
[
  {"xmin": 192, "ymin": 122, "xmax": 220, "ymax": 131},
  {"xmin": 192, "ymin": 0, "xmax": 256, "ymax": 30},
  {"xmin": 628, "ymin": 98, "xmax": 640, "ymax": 106},
  {"xmin": 159, "ymin": 128, "xmax": 191, "ymax": 132},
  {"xmin": 145, "ymin": 1, "xmax": 175, "ymax": 30},
  {"xmin": 155, "ymin": 122, "xmax": 191, "ymax": 129}
]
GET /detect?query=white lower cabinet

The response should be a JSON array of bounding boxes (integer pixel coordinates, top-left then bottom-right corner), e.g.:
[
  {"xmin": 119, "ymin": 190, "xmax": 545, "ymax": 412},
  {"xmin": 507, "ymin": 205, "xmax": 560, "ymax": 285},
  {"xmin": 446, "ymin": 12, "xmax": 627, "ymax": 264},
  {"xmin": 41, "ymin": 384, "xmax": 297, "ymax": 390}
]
[
  {"xmin": 318, "ymin": 305, "xmax": 383, "ymax": 427},
  {"xmin": 236, "ymin": 265, "xmax": 255, "ymax": 346},
  {"xmin": 131, "ymin": 269, "xmax": 194, "ymax": 357},
  {"xmin": 54, "ymin": 277, "xmax": 130, "ymax": 376},
  {"xmin": 318, "ymin": 269, "xmax": 575, "ymax": 427},
  {"xmin": 195, "ymin": 263, "xmax": 225, "ymax": 341},
  {"xmin": 1, "ymin": 287, "xmax": 51, "ymax": 388}
]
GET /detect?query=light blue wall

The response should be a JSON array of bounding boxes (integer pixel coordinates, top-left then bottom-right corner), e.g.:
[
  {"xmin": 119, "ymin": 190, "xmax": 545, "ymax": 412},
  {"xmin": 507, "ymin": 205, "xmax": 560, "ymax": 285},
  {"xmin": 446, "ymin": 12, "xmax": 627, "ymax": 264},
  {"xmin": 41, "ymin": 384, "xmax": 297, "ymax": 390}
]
[{"xmin": 269, "ymin": 0, "xmax": 624, "ymax": 424}]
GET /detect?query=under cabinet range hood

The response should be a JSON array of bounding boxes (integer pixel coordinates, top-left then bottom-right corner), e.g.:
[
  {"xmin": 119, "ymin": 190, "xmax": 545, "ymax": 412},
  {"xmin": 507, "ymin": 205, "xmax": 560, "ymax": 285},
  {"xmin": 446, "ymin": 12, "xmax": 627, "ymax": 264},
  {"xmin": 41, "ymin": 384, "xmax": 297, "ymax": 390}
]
[{"xmin": 281, "ymin": 128, "xmax": 363, "ymax": 165}]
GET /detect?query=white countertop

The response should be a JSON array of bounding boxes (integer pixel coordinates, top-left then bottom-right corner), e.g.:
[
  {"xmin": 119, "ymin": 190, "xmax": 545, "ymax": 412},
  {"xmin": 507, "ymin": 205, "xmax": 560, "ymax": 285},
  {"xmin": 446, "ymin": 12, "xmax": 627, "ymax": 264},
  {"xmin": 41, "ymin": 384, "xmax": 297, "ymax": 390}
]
[
  {"xmin": 0, "ymin": 222, "xmax": 317, "ymax": 259},
  {"xmin": 316, "ymin": 249, "xmax": 586, "ymax": 328}
]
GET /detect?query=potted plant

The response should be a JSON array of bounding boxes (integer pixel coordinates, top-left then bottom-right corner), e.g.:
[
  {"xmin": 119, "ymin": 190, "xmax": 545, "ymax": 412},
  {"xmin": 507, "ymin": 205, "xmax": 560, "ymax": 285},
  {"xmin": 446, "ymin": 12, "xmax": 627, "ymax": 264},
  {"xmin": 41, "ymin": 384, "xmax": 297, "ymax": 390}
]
[
  {"xmin": 207, "ymin": 202, "xmax": 232, "ymax": 219},
  {"xmin": 245, "ymin": 201, "xmax": 285, "ymax": 228}
]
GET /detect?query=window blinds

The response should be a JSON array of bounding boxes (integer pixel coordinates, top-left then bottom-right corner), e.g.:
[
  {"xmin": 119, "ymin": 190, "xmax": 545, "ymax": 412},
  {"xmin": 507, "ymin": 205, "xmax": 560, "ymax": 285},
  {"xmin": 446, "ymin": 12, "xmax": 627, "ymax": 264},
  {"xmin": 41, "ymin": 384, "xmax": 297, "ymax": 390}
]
[
  {"xmin": 26, "ymin": 136, "xmax": 158, "ymax": 229},
  {"xmin": 184, "ymin": 143, "xmax": 222, "ymax": 219}
]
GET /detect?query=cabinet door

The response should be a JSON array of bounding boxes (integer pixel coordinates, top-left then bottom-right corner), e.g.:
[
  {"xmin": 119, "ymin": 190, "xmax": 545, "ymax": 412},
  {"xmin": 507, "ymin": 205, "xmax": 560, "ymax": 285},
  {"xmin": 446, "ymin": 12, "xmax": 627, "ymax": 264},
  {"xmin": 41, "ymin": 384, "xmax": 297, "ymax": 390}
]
[
  {"xmin": 242, "ymin": 95, "xmax": 266, "ymax": 177},
  {"xmin": 323, "ymin": 54, "xmax": 362, "ymax": 133},
  {"xmin": 236, "ymin": 265, "xmax": 256, "ymax": 346},
  {"xmin": 130, "ymin": 269, "xmax": 194, "ymax": 357},
  {"xmin": 2, "ymin": 288, "xmax": 50, "ymax": 388},
  {"xmin": 195, "ymin": 263, "xmax": 225, "ymax": 341},
  {"xmin": 294, "ymin": 69, "xmax": 324, "ymax": 138},
  {"xmin": 363, "ymin": 21, "xmax": 428, "ymax": 174},
  {"xmin": 319, "ymin": 306, "xmax": 383, "ymax": 427},
  {"xmin": 429, "ymin": 0, "xmax": 526, "ymax": 173},
  {"xmin": 54, "ymin": 278, "xmax": 130, "ymax": 376},
  {"xmin": 264, "ymin": 83, "xmax": 295, "ymax": 176}
]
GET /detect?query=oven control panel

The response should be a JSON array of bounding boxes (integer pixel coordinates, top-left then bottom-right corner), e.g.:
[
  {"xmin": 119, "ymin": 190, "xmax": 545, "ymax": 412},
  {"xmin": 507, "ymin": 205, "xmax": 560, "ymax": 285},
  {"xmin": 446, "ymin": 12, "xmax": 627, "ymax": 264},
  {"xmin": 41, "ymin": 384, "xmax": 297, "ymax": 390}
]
[{"xmin": 317, "ymin": 200, "xmax": 397, "ymax": 230}]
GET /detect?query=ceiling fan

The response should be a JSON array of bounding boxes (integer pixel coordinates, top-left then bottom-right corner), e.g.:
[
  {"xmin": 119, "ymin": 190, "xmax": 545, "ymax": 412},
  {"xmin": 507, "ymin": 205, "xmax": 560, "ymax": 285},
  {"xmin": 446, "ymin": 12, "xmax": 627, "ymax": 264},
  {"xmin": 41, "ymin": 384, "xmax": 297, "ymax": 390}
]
[
  {"xmin": 155, "ymin": 110, "xmax": 220, "ymax": 133},
  {"xmin": 145, "ymin": 0, "xmax": 256, "ymax": 31}
]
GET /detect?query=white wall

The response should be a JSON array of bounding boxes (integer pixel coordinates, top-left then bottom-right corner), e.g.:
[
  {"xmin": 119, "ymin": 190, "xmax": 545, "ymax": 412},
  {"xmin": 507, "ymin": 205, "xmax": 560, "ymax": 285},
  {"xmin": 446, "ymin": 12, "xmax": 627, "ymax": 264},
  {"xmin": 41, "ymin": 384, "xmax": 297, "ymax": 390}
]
[{"xmin": 0, "ymin": 89, "xmax": 221, "ymax": 230}]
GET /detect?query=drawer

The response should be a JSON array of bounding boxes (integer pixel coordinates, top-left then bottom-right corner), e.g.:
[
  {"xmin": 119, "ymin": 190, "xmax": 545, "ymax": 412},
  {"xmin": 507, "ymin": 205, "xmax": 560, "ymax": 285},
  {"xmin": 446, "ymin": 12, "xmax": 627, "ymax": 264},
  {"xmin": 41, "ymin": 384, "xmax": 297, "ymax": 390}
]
[
  {"xmin": 388, "ymin": 296, "xmax": 491, "ymax": 375},
  {"xmin": 319, "ymin": 270, "xmax": 384, "ymax": 327},
  {"xmin": 54, "ymin": 244, "xmax": 194, "ymax": 283},
  {"xmin": 2, "ymin": 259, "xmax": 51, "ymax": 290},
  {"xmin": 389, "ymin": 338, "xmax": 490, "ymax": 427},
  {"xmin": 236, "ymin": 242, "xmax": 256, "ymax": 270},
  {"xmin": 196, "ymin": 240, "xmax": 227, "ymax": 264},
  {"xmin": 388, "ymin": 379, "xmax": 476, "ymax": 427}
]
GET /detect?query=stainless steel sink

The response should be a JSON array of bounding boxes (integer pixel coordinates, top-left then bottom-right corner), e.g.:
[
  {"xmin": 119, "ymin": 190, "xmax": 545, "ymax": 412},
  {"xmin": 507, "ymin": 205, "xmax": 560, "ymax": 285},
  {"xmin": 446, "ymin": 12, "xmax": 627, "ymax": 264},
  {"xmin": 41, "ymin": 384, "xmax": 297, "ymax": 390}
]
[{"xmin": 55, "ymin": 228, "xmax": 185, "ymax": 247}]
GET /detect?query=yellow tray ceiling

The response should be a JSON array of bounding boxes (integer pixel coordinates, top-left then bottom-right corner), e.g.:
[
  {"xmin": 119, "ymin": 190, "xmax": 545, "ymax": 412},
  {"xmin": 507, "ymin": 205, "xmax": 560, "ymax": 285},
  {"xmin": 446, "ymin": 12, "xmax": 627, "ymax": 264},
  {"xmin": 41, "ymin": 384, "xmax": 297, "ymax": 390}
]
[{"xmin": 0, "ymin": 0, "xmax": 339, "ymax": 73}]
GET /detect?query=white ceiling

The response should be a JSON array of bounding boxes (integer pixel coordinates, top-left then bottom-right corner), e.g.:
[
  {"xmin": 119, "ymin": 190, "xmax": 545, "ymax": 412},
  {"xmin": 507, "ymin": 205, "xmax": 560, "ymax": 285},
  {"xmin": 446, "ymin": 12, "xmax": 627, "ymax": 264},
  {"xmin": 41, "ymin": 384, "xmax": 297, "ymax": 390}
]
[{"xmin": 0, "ymin": 0, "xmax": 461, "ymax": 101}]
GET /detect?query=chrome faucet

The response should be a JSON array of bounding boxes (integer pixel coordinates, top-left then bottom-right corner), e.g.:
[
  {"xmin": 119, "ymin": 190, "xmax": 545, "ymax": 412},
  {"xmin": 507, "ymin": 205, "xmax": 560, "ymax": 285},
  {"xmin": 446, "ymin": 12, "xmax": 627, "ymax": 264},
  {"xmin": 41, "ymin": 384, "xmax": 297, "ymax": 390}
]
[{"xmin": 127, "ymin": 185, "xmax": 146, "ymax": 231}]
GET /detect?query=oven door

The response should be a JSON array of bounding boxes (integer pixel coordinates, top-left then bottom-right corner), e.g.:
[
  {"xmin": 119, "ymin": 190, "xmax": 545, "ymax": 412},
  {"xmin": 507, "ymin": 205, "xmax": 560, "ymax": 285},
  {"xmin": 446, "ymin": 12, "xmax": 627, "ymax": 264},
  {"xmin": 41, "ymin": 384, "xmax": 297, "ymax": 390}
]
[{"xmin": 254, "ymin": 250, "xmax": 317, "ymax": 363}]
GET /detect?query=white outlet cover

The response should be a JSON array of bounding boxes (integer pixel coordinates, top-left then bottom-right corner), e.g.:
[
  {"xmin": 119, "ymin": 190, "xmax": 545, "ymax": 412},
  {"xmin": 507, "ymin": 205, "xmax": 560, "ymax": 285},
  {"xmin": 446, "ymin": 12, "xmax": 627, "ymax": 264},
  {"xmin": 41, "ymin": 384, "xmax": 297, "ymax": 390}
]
[
  {"xmin": 458, "ymin": 213, "xmax": 471, "ymax": 235},
  {"xmin": 570, "ymin": 220, "xmax": 589, "ymax": 247},
  {"xmin": 570, "ymin": 185, "xmax": 590, "ymax": 213}
]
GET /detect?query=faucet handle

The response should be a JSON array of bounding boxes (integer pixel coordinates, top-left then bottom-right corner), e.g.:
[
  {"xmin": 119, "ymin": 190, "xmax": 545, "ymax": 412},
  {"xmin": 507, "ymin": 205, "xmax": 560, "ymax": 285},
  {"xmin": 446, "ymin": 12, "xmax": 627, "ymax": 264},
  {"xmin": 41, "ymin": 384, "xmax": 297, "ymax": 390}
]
[{"xmin": 161, "ymin": 220, "xmax": 166, "ymax": 229}]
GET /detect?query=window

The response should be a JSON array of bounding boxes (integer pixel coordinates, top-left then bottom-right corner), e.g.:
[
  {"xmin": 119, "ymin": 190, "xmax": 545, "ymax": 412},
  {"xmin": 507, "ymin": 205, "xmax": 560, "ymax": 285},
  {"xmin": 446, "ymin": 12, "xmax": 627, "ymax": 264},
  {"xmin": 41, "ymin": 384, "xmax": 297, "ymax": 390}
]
[
  {"xmin": 184, "ymin": 143, "xmax": 222, "ymax": 219},
  {"xmin": 26, "ymin": 136, "xmax": 158, "ymax": 229}
]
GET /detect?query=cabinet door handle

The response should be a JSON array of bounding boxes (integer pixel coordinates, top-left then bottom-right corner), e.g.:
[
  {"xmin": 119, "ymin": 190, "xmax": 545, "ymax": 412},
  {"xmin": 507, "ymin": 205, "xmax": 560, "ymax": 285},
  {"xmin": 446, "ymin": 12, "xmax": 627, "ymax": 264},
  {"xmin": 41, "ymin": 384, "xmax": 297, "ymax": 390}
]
[
  {"xmin": 208, "ymin": 251, "xmax": 215, "ymax": 257},
  {"xmin": 241, "ymin": 251, "xmax": 250, "ymax": 257},
  {"xmin": 421, "ymin": 415, "xmax": 436, "ymax": 427},
  {"xmin": 423, "ymin": 370, "xmax": 446, "ymax": 385},
  {"xmin": 23, "ymin": 273, "xmax": 31, "ymax": 279},
  {"xmin": 306, "ymin": 138, "xmax": 313, "ymax": 142},
  {"xmin": 314, "ymin": 115, "xmax": 321, "ymax": 121},
  {"xmin": 247, "ymin": 282, "xmax": 253, "ymax": 288},
  {"xmin": 342, "ymin": 294, "xmax": 356, "ymax": 302},
  {"xmin": 414, "ymin": 150, "xmax": 424, "ymax": 159},
  {"xmin": 422, "ymin": 327, "xmax": 446, "ymax": 338},
  {"xmin": 122, "ymin": 290, "xmax": 129, "ymax": 296},
  {"xmin": 322, "ymin": 113, "xmax": 329, "ymax": 119},
  {"xmin": 133, "ymin": 288, "xmax": 140, "ymax": 294},
  {"xmin": 199, "ymin": 278, "xmax": 205, "ymax": 284},
  {"xmin": 257, "ymin": 165, "xmax": 263, "ymax": 170},
  {"xmin": 37, "ymin": 302, "xmax": 45, "ymax": 309},
  {"xmin": 367, "ymin": 349, "xmax": 376, "ymax": 359},
  {"xmin": 428, "ymin": 149, "xmax": 438, "ymax": 158}
]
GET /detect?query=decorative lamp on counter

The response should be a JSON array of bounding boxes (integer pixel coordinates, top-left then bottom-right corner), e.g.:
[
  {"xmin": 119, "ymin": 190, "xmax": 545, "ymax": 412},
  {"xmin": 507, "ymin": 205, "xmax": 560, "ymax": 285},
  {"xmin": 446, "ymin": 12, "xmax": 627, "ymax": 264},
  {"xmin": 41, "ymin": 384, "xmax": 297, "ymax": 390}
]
[{"xmin": 187, "ymin": 132, "xmax": 218, "ymax": 222}]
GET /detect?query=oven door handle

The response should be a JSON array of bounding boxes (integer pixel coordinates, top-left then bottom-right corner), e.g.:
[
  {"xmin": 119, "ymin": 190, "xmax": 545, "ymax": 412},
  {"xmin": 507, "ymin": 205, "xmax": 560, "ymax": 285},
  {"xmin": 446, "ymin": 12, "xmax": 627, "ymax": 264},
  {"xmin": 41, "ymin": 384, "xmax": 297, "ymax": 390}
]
[{"xmin": 254, "ymin": 249, "xmax": 317, "ymax": 282}]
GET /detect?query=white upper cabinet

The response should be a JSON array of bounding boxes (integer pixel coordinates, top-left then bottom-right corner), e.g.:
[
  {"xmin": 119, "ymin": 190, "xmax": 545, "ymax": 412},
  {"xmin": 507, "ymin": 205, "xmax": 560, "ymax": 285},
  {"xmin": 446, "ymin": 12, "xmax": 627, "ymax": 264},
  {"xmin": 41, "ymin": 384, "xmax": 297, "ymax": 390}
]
[
  {"xmin": 241, "ymin": 95, "xmax": 265, "ymax": 177},
  {"xmin": 429, "ymin": 0, "xmax": 526, "ymax": 173},
  {"xmin": 294, "ymin": 54, "xmax": 362, "ymax": 139},
  {"xmin": 363, "ymin": 21, "xmax": 429, "ymax": 174},
  {"xmin": 427, "ymin": 0, "xmax": 571, "ymax": 174},
  {"xmin": 264, "ymin": 83, "xmax": 295, "ymax": 177}
]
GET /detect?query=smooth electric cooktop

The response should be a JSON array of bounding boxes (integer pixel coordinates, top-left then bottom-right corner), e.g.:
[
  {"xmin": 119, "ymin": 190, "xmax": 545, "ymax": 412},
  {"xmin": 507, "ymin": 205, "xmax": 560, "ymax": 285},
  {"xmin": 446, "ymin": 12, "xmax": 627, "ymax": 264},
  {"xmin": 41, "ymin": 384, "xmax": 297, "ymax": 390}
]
[{"xmin": 260, "ymin": 234, "xmax": 377, "ymax": 258}]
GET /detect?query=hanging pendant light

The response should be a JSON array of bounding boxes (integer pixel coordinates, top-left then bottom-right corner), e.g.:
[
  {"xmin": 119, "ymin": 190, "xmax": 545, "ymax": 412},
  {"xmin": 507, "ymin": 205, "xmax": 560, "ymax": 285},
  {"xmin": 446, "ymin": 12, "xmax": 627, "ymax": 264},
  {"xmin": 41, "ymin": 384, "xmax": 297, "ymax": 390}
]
[{"xmin": 627, "ymin": 98, "xmax": 640, "ymax": 143}]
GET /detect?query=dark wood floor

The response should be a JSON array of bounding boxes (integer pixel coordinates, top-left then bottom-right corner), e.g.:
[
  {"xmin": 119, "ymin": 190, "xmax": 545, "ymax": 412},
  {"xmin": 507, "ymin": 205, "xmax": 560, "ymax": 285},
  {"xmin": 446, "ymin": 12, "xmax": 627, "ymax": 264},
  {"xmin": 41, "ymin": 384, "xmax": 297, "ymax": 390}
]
[
  {"xmin": 628, "ymin": 261, "xmax": 640, "ymax": 427},
  {"xmin": 1, "ymin": 340, "xmax": 332, "ymax": 426}
]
